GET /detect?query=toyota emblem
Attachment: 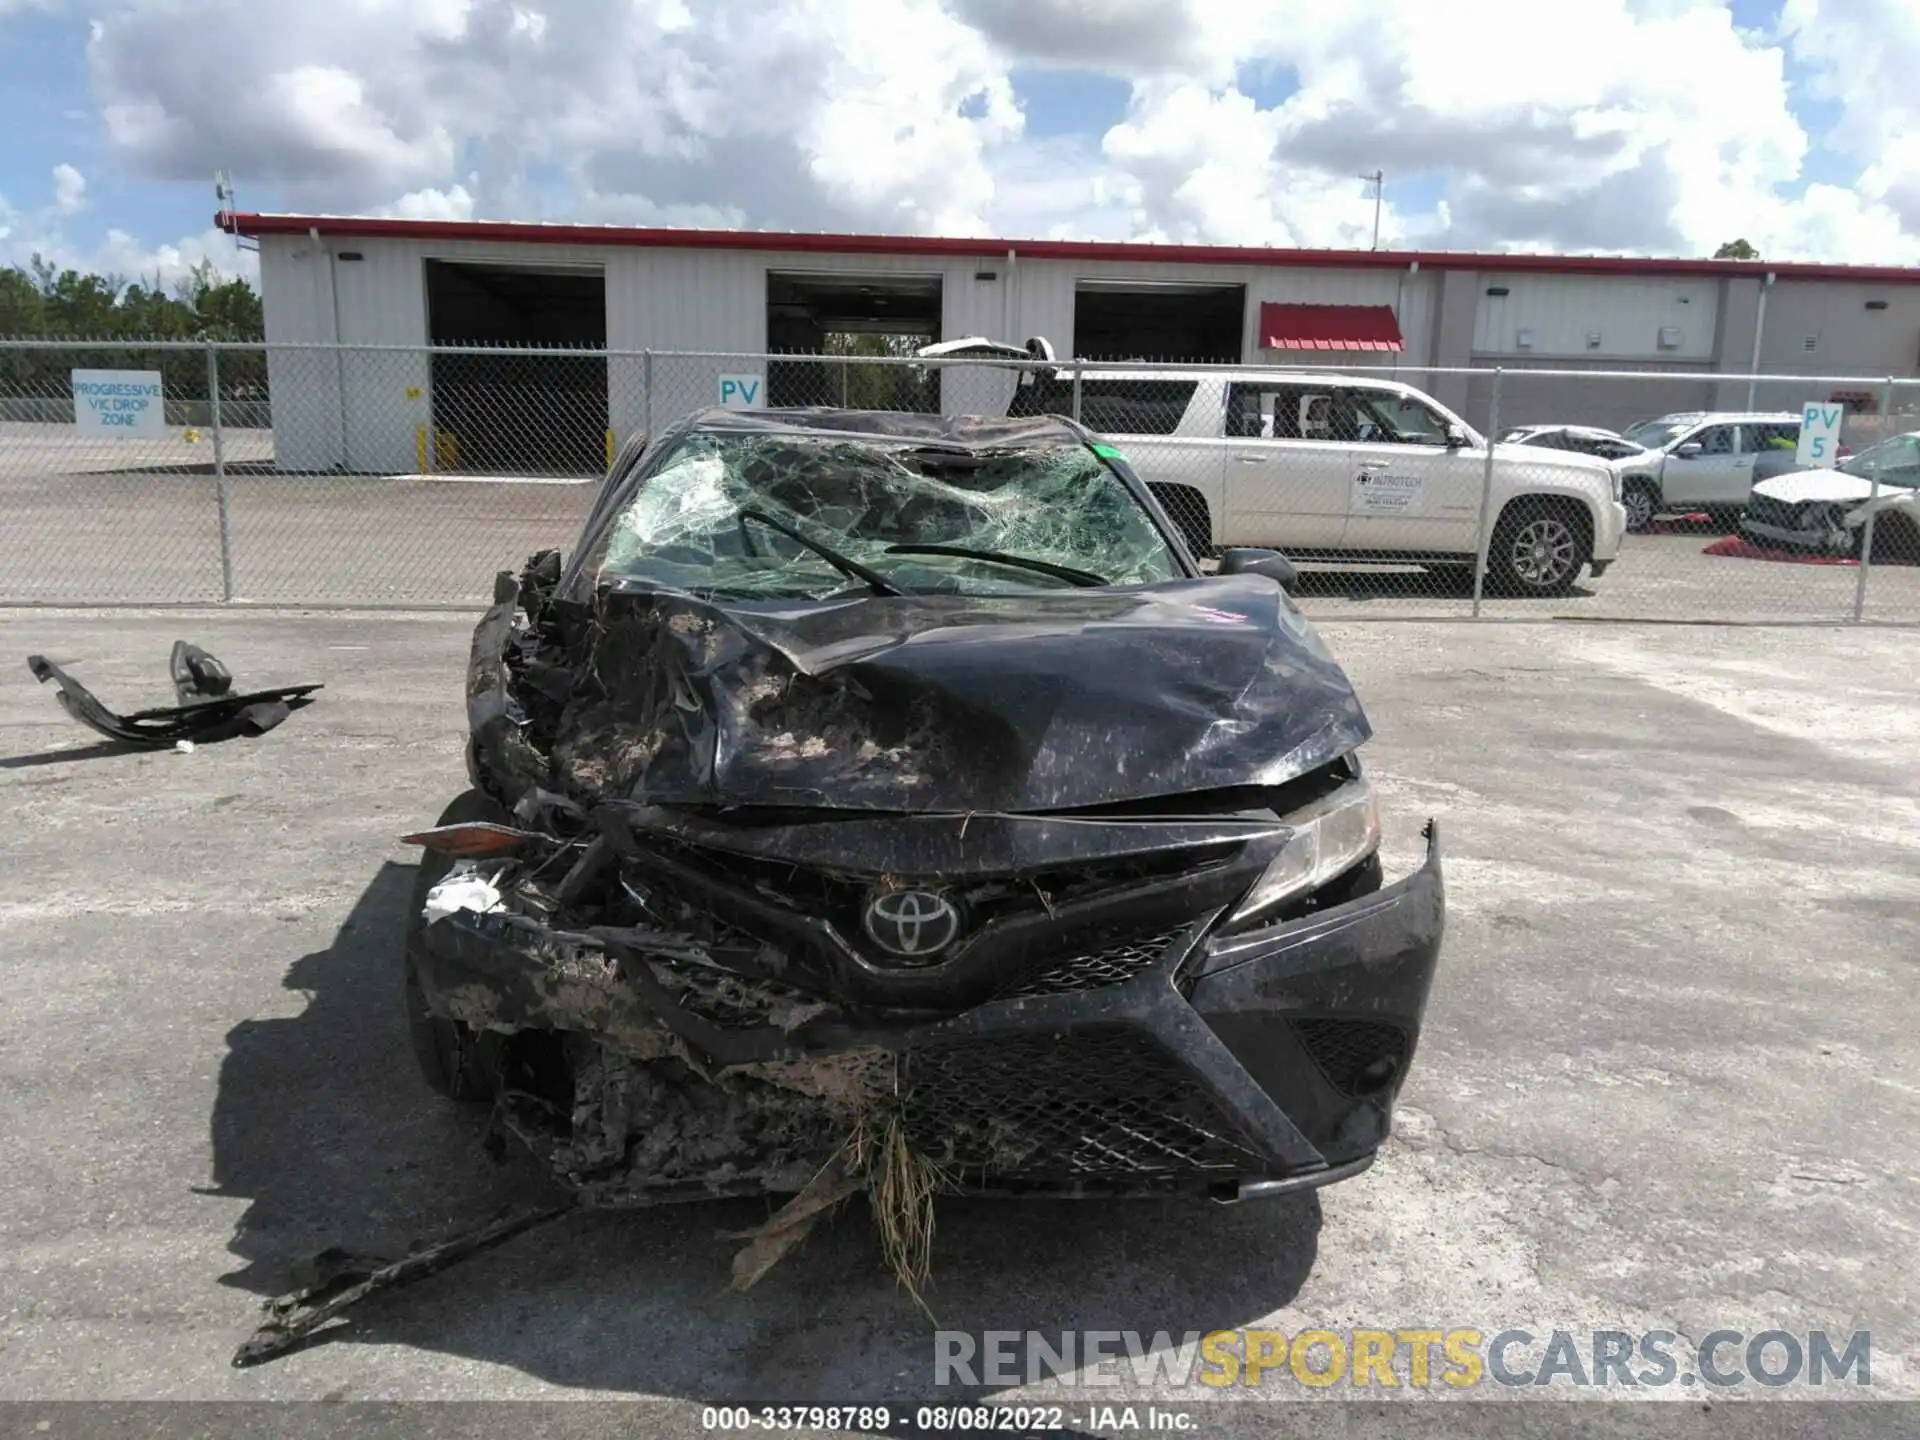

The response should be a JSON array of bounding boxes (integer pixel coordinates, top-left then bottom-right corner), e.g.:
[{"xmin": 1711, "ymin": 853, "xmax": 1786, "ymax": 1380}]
[{"xmin": 862, "ymin": 888, "xmax": 961, "ymax": 959}]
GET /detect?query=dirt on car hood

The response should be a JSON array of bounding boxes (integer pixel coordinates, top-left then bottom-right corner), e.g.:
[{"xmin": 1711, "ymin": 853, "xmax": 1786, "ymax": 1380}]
[{"xmin": 471, "ymin": 567, "xmax": 1372, "ymax": 815}]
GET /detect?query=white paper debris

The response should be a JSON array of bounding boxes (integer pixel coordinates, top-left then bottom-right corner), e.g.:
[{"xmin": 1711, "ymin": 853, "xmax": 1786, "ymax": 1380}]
[
  {"xmin": 174, "ymin": 739, "xmax": 195, "ymax": 754},
  {"xmin": 422, "ymin": 862, "xmax": 505, "ymax": 925}
]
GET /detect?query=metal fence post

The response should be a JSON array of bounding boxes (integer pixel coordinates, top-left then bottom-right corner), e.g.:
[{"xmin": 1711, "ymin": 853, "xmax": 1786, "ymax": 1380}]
[
  {"xmin": 642, "ymin": 349, "xmax": 654, "ymax": 437},
  {"xmin": 205, "ymin": 341, "xmax": 235, "ymax": 603},
  {"xmin": 1070, "ymin": 360, "xmax": 1084, "ymax": 423},
  {"xmin": 1471, "ymin": 367, "xmax": 1503, "ymax": 618},
  {"xmin": 1851, "ymin": 375, "xmax": 1896, "ymax": 622},
  {"xmin": 840, "ymin": 355, "xmax": 849, "ymax": 406}
]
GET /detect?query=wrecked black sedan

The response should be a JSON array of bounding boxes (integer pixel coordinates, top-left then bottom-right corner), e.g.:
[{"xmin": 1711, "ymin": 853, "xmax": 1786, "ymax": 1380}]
[{"xmin": 404, "ymin": 406, "xmax": 1443, "ymax": 1248}]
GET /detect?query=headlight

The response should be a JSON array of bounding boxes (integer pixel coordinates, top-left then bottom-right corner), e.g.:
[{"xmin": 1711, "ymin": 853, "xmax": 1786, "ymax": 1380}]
[{"xmin": 1232, "ymin": 776, "xmax": 1381, "ymax": 926}]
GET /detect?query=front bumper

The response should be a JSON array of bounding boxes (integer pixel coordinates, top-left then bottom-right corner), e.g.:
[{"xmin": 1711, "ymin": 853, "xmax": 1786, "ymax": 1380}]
[
  {"xmin": 414, "ymin": 826, "xmax": 1445, "ymax": 1204},
  {"xmin": 1739, "ymin": 518, "xmax": 1819, "ymax": 550}
]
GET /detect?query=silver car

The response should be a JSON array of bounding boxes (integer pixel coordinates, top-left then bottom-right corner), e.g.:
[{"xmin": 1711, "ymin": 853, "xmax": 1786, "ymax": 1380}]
[{"xmin": 1613, "ymin": 413, "xmax": 1802, "ymax": 531}]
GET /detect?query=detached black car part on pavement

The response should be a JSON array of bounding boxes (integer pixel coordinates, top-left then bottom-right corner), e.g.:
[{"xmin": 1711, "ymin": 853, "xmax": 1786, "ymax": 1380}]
[
  {"xmin": 27, "ymin": 641, "xmax": 320, "ymax": 747},
  {"xmin": 405, "ymin": 408, "xmax": 1444, "ymax": 1280}
]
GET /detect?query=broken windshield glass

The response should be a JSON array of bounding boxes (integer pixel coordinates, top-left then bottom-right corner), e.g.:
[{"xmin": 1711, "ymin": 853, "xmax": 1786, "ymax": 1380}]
[{"xmin": 579, "ymin": 432, "xmax": 1180, "ymax": 599}]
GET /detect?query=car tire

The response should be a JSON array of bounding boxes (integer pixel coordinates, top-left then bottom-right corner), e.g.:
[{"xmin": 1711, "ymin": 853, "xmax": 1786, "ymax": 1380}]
[
  {"xmin": 403, "ymin": 788, "xmax": 509, "ymax": 1103},
  {"xmin": 1622, "ymin": 479, "xmax": 1659, "ymax": 533},
  {"xmin": 1487, "ymin": 498, "xmax": 1592, "ymax": 597}
]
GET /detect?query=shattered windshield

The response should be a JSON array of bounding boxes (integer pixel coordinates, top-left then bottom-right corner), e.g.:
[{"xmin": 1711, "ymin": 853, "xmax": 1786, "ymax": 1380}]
[{"xmin": 580, "ymin": 431, "xmax": 1183, "ymax": 598}]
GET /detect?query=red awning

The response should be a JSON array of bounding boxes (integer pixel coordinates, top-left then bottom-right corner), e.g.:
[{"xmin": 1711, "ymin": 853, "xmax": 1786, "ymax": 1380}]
[{"xmin": 1259, "ymin": 302, "xmax": 1404, "ymax": 352}]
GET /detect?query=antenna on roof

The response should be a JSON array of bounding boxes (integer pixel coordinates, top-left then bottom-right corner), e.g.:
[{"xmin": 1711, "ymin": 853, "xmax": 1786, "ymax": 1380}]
[
  {"xmin": 1358, "ymin": 170, "xmax": 1385, "ymax": 251},
  {"xmin": 214, "ymin": 169, "xmax": 258, "ymax": 253}
]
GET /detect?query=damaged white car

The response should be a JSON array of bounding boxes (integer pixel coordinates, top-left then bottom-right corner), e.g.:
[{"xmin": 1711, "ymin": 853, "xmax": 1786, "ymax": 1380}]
[{"xmin": 1740, "ymin": 432, "xmax": 1920, "ymax": 559}]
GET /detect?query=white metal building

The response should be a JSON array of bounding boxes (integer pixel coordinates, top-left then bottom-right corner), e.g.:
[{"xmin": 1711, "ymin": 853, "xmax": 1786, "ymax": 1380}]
[{"xmin": 227, "ymin": 213, "xmax": 1920, "ymax": 474}]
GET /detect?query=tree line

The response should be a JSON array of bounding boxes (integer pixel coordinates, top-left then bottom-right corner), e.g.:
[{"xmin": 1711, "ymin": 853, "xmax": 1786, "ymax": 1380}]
[{"xmin": 0, "ymin": 255, "xmax": 266, "ymax": 409}]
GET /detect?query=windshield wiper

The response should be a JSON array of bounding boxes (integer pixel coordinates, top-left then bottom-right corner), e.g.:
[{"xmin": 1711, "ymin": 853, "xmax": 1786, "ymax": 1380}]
[
  {"xmin": 737, "ymin": 508, "xmax": 911, "ymax": 597},
  {"xmin": 884, "ymin": 543, "xmax": 1108, "ymax": 587}
]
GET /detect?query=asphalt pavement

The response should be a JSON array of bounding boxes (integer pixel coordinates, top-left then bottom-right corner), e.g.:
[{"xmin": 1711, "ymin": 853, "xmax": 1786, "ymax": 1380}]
[{"xmin": 0, "ymin": 610, "xmax": 1916, "ymax": 1430}]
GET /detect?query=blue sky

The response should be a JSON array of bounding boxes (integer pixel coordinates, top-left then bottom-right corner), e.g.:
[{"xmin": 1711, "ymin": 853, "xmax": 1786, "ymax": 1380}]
[{"xmin": 1, "ymin": 0, "xmax": 1915, "ymax": 281}]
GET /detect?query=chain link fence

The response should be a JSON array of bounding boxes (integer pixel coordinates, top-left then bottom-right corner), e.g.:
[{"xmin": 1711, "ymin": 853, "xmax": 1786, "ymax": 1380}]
[{"xmin": 2, "ymin": 338, "xmax": 1914, "ymax": 619}]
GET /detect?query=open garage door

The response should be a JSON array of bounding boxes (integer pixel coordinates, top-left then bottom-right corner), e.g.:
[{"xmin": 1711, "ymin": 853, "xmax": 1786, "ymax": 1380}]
[
  {"xmin": 425, "ymin": 260, "xmax": 607, "ymax": 475},
  {"xmin": 767, "ymin": 272, "xmax": 942, "ymax": 411},
  {"xmin": 1074, "ymin": 281, "xmax": 1246, "ymax": 363}
]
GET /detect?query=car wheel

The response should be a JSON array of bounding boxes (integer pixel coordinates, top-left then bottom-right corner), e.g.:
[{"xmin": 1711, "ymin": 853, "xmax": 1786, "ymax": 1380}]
[
  {"xmin": 403, "ymin": 788, "xmax": 508, "ymax": 1103},
  {"xmin": 1488, "ymin": 499, "xmax": 1591, "ymax": 597},
  {"xmin": 1622, "ymin": 479, "xmax": 1659, "ymax": 533}
]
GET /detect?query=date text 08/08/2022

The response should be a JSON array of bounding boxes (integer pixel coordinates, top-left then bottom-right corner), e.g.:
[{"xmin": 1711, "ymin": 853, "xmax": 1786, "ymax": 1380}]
[{"xmin": 700, "ymin": 1406, "xmax": 1195, "ymax": 1432}]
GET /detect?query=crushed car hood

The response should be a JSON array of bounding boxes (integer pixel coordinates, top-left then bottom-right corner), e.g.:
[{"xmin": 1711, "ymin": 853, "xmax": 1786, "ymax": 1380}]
[
  {"xmin": 1753, "ymin": 469, "xmax": 1896, "ymax": 504},
  {"xmin": 479, "ymin": 571, "xmax": 1371, "ymax": 815}
]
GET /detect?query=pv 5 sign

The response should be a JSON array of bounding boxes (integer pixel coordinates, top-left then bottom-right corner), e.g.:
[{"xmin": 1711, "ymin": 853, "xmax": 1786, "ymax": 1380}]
[
  {"xmin": 72, "ymin": 370, "xmax": 167, "ymax": 438},
  {"xmin": 1796, "ymin": 402, "xmax": 1843, "ymax": 468}
]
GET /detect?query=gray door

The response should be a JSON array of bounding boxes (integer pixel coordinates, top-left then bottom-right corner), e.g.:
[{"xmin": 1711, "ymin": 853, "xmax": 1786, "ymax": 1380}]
[{"xmin": 1661, "ymin": 423, "xmax": 1747, "ymax": 506}]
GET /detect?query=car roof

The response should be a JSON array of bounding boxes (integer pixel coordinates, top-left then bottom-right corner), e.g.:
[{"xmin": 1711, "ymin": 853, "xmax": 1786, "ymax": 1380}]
[
  {"xmin": 1518, "ymin": 424, "xmax": 1625, "ymax": 438},
  {"xmin": 1049, "ymin": 366, "xmax": 1427, "ymax": 393},
  {"xmin": 674, "ymin": 405, "xmax": 1094, "ymax": 449}
]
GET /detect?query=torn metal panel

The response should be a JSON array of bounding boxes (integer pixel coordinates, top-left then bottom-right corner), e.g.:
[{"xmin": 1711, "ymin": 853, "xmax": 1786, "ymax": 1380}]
[
  {"xmin": 409, "ymin": 828, "xmax": 1444, "ymax": 1205},
  {"xmin": 27, "ymin": 641, "xmax": 319, "ymax": 748},
  {"xmin": 231, "ymin": 1205, "xmax": 573, "ymax": 1368},
  {"xmin": 470, "ymin": 570, "xmax": 1368, "ymax": 816}
]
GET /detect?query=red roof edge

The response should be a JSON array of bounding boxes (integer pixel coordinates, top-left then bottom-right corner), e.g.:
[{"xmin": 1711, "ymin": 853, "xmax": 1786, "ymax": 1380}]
[
  {"xmin": 1261, "ymin": 302, "xmax": 1404, "ymax": 351},
  {"xmin": 218, "ymin": 213, "xmax": 1920, "ymax": 284}
]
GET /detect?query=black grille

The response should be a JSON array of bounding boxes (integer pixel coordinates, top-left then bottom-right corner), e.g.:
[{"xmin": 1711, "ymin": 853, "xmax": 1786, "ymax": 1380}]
[
  {"xmin": 1291, "ymin": 1018, "xmax": 1408, "ymax": 1097},
  {"xmin": 901, "ymin": 1032, "xmax": 1262, "ymax": 1179},
  {"xmin": 997, "ymin": 927, "xmax": 1188, "ymax": 998}
]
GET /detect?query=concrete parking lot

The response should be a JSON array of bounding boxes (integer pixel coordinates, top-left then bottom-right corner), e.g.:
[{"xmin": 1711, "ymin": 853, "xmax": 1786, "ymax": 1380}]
[{"xmin": 1, "ymin": 608, "xmax": 1916, "ymax": 1424}]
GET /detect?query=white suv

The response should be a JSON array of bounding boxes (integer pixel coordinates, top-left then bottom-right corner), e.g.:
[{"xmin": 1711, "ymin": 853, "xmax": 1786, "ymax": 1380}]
[
  {"xmin": 1613, "ymin": 412, "xmax": 1802, "ymax": 531},
  {"xmin": 977, "ymin": 359, "xmax": 1625, "ymax": 596}
]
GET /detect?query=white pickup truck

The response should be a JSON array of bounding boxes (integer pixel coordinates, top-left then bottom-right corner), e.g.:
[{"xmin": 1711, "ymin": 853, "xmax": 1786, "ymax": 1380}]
[{"xmin": 936, "ymin": 345, "xmax": 1626, "ymax": 596}]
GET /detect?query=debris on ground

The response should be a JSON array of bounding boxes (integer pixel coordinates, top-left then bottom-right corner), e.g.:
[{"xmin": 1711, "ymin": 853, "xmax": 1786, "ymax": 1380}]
[
  {"xmin": 230, "ymin": 1204, "xmax": 573, "ymax": 1368},
  {"xmin": 27, "ymin": 640, "xmax": 321, "ymax": 748},
  {"xmin": 1702, "ymin": 537, "xmax": 1858, "ymax": 566},
  {"xmin": 723, "ymin": 1144, "xmax": 864, "ymax": 1293}
]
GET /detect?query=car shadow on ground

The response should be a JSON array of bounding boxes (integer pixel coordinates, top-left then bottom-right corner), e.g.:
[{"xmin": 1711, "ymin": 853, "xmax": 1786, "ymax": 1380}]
[{"xmin": 208, "ymin": 862, "xmax": 1324, "ymax": 1399}]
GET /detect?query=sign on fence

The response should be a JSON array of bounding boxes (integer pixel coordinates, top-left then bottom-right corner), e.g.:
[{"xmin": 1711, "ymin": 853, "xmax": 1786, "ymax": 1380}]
[
  {"xmin": 71, "ymin": 369, "xmax": 166, "ymax": 438},
  {"xmin": 717, "ymin": 374, "xmax": 764, "ymax": 408},
  {"xmin": 1797, "ymin": 401, "xmax": 1844, "ymax": 468}
]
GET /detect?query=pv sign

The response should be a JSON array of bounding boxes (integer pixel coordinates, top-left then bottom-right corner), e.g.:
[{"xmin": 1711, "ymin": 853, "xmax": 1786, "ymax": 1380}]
[
  {"xmin": 717, "ymin": 374, "xmax": 763, "ymax": 409},
  {"xmin": 1797, "ymin": 402, "xmax": 1844, "ymax": 468},
  {"xmin": 72, "ymin": 370, "xmax": 167, "ymax": 438}
]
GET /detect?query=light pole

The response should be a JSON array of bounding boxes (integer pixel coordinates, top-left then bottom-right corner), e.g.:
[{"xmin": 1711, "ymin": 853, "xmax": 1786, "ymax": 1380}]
[{"xmin": 1360, "ymin": 170, "xmax": 1384, "ymax": 250}]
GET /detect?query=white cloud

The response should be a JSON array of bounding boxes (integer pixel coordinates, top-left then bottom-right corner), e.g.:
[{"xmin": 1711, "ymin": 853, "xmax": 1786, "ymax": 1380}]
[
  {"xmin": 2, "ymin": 220, "xmax": 255, "ymax": 288},
  {"xmin": 380, "ymin": 184, "xmax": 476, "ymax": 222},
  {"xmin": 84, "ymin": 0, "xmax": 1024, "ymax": 234},
  {"xmin": 60, "ymin": 0, "xmax": 1920, "ymax": 263},
  {"xmin": 1781, "ymin": 0, "xmax": 1920, "ymax": 235},
  {"xmin": 51, "ymin": 163, "xmax": 87, "ymax": 215},
  {"xmin": 1, "ymin": 161, "xmax": 251, "ymax": 285},
  {"xmin": 88, "ymin": 224, "xmax": 256, "ymax": 285}
]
